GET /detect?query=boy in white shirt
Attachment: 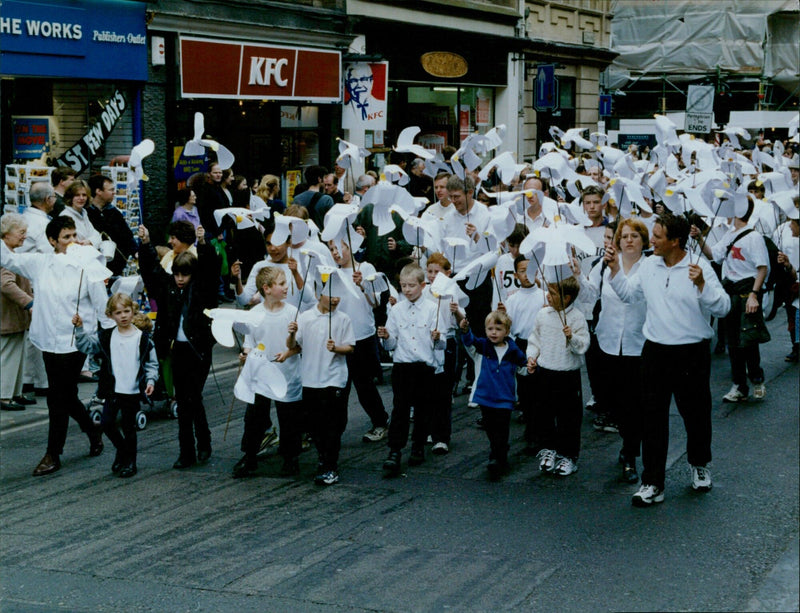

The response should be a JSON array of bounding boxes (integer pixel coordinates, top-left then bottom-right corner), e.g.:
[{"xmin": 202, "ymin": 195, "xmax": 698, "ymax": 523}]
[
  {"xmin": 328, "ymin": 241, "xmax": 390, "ymax": 443},
  {"xmin": 233, "ymin": 267, "xmax": 303, "ymax": 478},
  {"xmin": 377, "ymin": 264, "xmax": 445, "ymax": 475},
  {"xmin": 526, "ymin": 277, "xmax": 590, "ymax": 477},
  {"xmin": 288, "ymin": 272, "xmax": 355, "ymax": 486}
]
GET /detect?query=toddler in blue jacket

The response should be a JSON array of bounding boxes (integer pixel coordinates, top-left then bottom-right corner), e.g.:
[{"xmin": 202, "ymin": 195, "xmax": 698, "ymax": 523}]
[{"xmin": 457, "ymin": 310, "xmax": 527, "ymax": 480}]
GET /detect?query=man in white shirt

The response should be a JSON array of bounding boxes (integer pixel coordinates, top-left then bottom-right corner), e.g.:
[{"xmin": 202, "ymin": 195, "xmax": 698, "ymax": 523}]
[
  {"xmin": 605, "ymin": 213, "xmax": 730, "ymax": 507},
  {"xmin": 1, "ymin": 216, "xmax": 109, "ymax": 476},
  {"xmin": 421, "ymin": 172, "xmax": 452, "ymax": 222},
  {"xmin": 18, "ymin": 182, "xmax": 55, "ymax": 398}
]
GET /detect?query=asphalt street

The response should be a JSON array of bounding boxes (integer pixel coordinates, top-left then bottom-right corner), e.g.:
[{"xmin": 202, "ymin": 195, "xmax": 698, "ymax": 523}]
[{"xmin": 1, "ymin": 316, "xmax": 798, "ymax": 612}]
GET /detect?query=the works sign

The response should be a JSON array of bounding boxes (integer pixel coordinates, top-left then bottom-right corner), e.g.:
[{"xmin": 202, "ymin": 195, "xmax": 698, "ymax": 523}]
[
  {"xmin": 0, "ymin": 0, "xmax": 147, "ymax": 81},
  {"xmin": 180, "ymin": 36, "xmax": 341, "ymax": 103},
  {"xmin": 56, "ymin": 89, "xmax": 127, "ymax": 174}
]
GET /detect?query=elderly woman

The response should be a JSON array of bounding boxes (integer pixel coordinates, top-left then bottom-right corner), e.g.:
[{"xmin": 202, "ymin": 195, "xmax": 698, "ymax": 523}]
[
  {"xmin": 586, "ymin": 218, "xmax": 650, "ymax": 483},
  {"xmin": 59, "ymin": 180, "xmax": 102, "ymax": 247},
  {"xmin": 1, "ymin": 213, "xmax": 35, "ymax": 411}
]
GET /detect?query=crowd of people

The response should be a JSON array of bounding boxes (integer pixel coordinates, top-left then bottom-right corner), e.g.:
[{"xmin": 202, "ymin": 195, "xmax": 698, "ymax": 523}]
[{"xmin": 1, "ymin": 120, "xmax": 798, "ymax": 508}]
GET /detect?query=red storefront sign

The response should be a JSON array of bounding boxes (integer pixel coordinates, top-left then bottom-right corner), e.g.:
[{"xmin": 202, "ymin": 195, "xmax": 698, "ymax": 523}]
[{"xmin": 180, "ymin": 36, "xmax": 341, "ymax": 102}]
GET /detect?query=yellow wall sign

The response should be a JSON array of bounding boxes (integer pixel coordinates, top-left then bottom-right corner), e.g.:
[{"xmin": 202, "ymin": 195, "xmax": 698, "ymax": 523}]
[{"xmin": 420, "ymin": 52, "xmax": 468, "ymax": 78}]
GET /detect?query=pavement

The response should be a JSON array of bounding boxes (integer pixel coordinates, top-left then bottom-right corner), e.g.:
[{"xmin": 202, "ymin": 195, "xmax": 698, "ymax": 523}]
[{"xmin": 1, "ymin": 316, "xmax": 797, "ymax": 612}]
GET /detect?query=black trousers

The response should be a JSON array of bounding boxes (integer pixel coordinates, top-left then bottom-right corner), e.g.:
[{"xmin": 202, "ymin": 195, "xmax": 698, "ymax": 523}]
[
  {"xmin": 304, "ymin": 386, "xmax": 348, "ymax": 472},
  {"xmin": 430, "ymin": 337, "xmax": 457, "ymax": 445},
  {"xmin": 480, "ymin": 406, "xmax": 511, "ymax": 465},
  {"xmin": 531, "ymin": 367, "xmax": 583, "ymax": 460},
  {"xmin": 640, "ymin": 340, "xmax": 712, "ymax": 489},
  {"xmin": 584, "ymin": 332, "xmax": 605, "ymax": 411},
  {"xmin": 103, "ymin": 393, "xmax": 139, "ymax": 462},
  {"xmin": 388, "ymin": 362, "xmax": 435, "ymax": 452},
  {"xmin": 43, "ymin": 351, "xmax": 94, "ymax": 457},
  {"xmin": 345, "ymin": 335, "xmax": 388, "ymax": 429},
  {"xmin": 599, "ymin": 351, "xmax": 643, "ymax": 460},
  {"xmin": 171, "ymin": 341, "xmax": 212, "ymax": 461},
  {"xmin": 241, "ymin": 395, "xmax": 303, "ymax": 462}
]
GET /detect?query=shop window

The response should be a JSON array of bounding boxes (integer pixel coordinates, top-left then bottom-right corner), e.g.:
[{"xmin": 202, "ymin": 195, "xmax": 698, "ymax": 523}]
[{"xmin": 11, "ymin": 79, "xmax": 53, "ymax": 115}]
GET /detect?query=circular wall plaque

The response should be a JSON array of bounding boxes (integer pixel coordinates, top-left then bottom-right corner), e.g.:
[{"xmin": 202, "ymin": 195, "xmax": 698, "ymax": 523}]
[{"xmin": 420, "ymin": 52, "xmax": 468, "ymax": 78}]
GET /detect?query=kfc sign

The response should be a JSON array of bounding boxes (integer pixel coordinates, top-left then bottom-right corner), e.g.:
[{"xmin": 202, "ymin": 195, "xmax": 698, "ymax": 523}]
[{"xmin": 180, "ymin": 36, "xmax": 340, "ymax": 102}]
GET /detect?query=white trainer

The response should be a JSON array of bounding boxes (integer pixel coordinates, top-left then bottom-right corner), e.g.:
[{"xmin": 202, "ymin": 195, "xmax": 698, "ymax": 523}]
[
  {"xmin": 553, "ymin": 456, "xmax": 578, "ymax": 476},
  {"xmin": 632, "ymin": 484, "xmax": 665, "ymax": 507},
  {"xmin": 722, "ymin": 384, "xmax": 747, "ymax": 403},
  {"xmin": 537, "ymin": 448, "xmax": 557, "ymax": 473},
  {"xmin": 362, "ymin": 426, "xmax": 387, "ymax": 443},
  {"xmin": 691, "ymin": 465, "xmax": 712, "ymax": 491},
  {"xmin": 752, "ymin": 383, "xmax": 766, "ymax": 400}
]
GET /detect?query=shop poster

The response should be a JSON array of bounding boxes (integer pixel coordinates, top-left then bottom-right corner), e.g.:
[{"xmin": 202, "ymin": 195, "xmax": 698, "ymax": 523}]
[{"xmin": 342, "ymin": 61, "xmax": 388, "ymax": 131}]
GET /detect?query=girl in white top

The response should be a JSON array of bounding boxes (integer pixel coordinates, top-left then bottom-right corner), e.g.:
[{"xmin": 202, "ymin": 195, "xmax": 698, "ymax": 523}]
[
  {"xmin": 233, "ymin": 266, "xmax": 302, "ymax": 478},
  {"xmin": 584, "ymin": 218, "xmax": 649, "ymax": 482},
  {"xmin": 59, "ymin": 180, "xmax": 102, "ymax": 248}
]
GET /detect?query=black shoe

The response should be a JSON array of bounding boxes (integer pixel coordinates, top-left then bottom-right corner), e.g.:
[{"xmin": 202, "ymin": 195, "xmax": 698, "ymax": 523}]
[
  {"xmin": 197, "ymin": 448, "xmax": 212, "ymax": 463},
  {"xmin": 111, "ymin": 452, "xmax": 125, "ymax": 474},
  {"xmin": 1, "ymin": 401, "xmax": 26, "ymax": 411},
  {"xmin": 621, "ymin": 460, "xmax": 639, "ymax": 484},
  {"xmin": 383, "ymin": 451, "xmax": 401, "ymax": 476},
  {"xmin": 12, "ymin": 395, "xmax": 35, "ymax": 406},
  {"xmin": 88, "ymin": 432, "xmax": 104, "ymax": 457},
  {"xmin": 32, "ymin": 453, "xmax": 60, "ymax": 476},
  {"xmin": 280, "ymin": 457, "xmax": 300, "ymax": 477},
  {"xmin": 786, "ymin": 347, "xmax": 799, "ymax": 363},
  {"xmin": 173, "ymin": 456, "xmax": 196, "ymax": 469},
  {"xmin": 118, "ymin": 463, "xmax": 137, "ymax": 478},
  {"xmin": 487, "ymin": 459, "xmax": 503, "ymax": 481},
  {"xmin": 408, "ymin": 447, "xmax": 425, "ymax": 466},
  {"xmin": 232, "ymin": 458, "xmax": 257, "ymax": 479}
]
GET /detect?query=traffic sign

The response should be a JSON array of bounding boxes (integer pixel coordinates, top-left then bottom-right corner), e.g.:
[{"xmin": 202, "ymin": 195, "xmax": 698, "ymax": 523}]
[
  {"xmin": 599, "ymin": 94, "xmax": 612, "ymax": 117},
  {"xmin": 685, "ymin": 84, "xmax": 714, "ymax": 133},
  {"xmin": 534, "ymin": 64, "xmax": 557, "ymax": 112}
]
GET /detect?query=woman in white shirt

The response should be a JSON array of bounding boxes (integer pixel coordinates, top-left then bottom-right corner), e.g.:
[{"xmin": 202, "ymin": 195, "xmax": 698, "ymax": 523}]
[
  {"xmin": 59, "ymin": 180, "xmax": 102, "ymax": 248},
  {"xmin": 586, "ymin": 218, "xmax": 649, "ymax": 483}
]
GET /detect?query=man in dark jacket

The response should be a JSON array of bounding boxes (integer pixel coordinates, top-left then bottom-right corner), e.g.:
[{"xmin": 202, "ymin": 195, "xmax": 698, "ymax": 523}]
[
  {"xmin": 86, "ymin": 174, "xmax": 137, "ymax": 276},
  {"xmin": 138, "ymin": 223, "xmax": 219, "ymax": 469}
]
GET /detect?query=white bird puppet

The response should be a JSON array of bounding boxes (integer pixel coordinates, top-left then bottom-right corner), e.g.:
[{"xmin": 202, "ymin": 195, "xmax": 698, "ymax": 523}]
[
  {"xmin": 233, "ymin": 347, "xmax": 288, "ymax": 404},
  {"xmin": 394, "ymin": 126, "xmax": 435, "ymax": 160},
  {"xmin": 361, "ymin": 181, "xmax": 421, "ymax": 235},
  {"xmin": 336, "ymin": 137, "xmax": 371, "ymax": 169},
  {"xmin": 453, "ymin": 249, "xmax": 500, "ymax": 291},
  {"xmin": 382, "ymin": 164, "xmax": 410, "ymax": 186},
  {"xmin": 127, "ymin": 139, "xmax": 155, "ymax": 191},
  {"xmin": 184, "ymin": 112, "xmax": 235, "ymax": 169},
  {"xmin": 559, "ymin": 128, "xmax": 595, "ymax": 151},
  {"xmin": 64, "ymin": 243, "xmax": 114, "ymax": 283},
  {"xmin": 430, "ymin": 272, "xmax": 470, "ymax": 309},
  {"xmin": 203, "ymin": 307, "xmax": 266, "ymax": 349},
  {"xmin": 321, "ymin": 203, "xmax": 363, "ymax": 263},
  {"xmin": 213, "ymin": 207, "xmax": 269, "ymax": 231},
  {"xmin": 402, "ymin": 215, "xmax": 442, "ymax": 255},
  {"xmin": 271, "ymin": 213, "xmax": 309, "ymax": 247},
  {"xmin": 721, "ymin": 125, "xmax": 750, "ymax": 150}
]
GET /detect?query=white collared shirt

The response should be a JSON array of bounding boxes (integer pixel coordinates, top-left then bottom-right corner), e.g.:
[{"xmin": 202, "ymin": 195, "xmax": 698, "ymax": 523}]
[
  {"xmin": 382, "ymin": 296, "xmax": 444, "ymax": 367},
  {"xmin": 609, "ymin": 251, "xmax": 730, "ymax": 345},
  {"xmin": 18, "ymin": 207, "xmax": 52, "ymax": 254},
  {"xmin": 295, "ymin": 306, "xmax": 355, "ymax": 389},
  {"xmin": 587, "ymin": 254, "xmax": 647, "ymax": 356},
  {"xmin": 336, "ymin": 262, "xmax": 377, "ymax": 341},
  {"xmin": 0, "ymin": 243, "xmax": 113, "ymax": 353},
  {"xmin": 440, "ymin": 202, "xmax": 491, "ymax": 272},
  {"xmin": 422, "ymin": 200, "xmax": 453, "ymax": 222},
  {"xmin": 505, "ymin": 284, "xmax": 546, "ymax": 341}
]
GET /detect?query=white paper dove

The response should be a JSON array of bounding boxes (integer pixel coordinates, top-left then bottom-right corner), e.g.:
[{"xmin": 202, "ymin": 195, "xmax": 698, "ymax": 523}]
[
  {"xmin": 526, "ymin": 222, "xmax": 596, "ymax": 267},
  {"xmin": 453, "ymin": 250, "xmax": 500, "ymax": 291},
  {"xmin": 442, "ymin": 236, "xmax": 470, "ymax": 271},
  {"xmin": 234, "ymin": 351, "xmax": 288, "ymax": 404},
  {"xmin": 789, "ymin": 113, "xmax": 799, "ymax": 142},
  {"xmin": 127, "ymin": 139, "xmax": 154, "ymax": 190},
  {"xmin": 482, "ymin": 125, "xmax": 507, "ymax": 152},
  {"xmin": 654, "ymin": 115, "xmax": 680, "ymax": 149},
  {"xmin": 394, "ymin": 126, "xmax": 435, "ymax": 160},
  {"xmin": 479, "ymin": 151, "xmax": 525, "ymax": 186},
  {"xmin": 382, "ymin": 164, "xmax": 410, "ymax": 186},
  {"xmin": 560, "ymin": 128, "xmax": 595, "ymax": 151},
  {"xmin": 64, "ymin": 243, "xmax": 113, "ymax": 282},
  {"xmin": 213, "ymin": 207, "xmax": 269, "ymax": 231},
  {"xmin": 430, "ymin": 272, "xmax": 469, "ymax": 309},
  {"xmin": 402, "ymin": 216, "xmax": 441, "ymax": 253},
  {"xmin": 110, "ymin": 275, "xmax": 144, "ymax": 302},
  {"xmin": 362, "ymin": 182, "xmax": 418, "ymax": 235},
  {"xmin": 203, "ymin": 307, "xmax": 266, "ymax": 347},
  {"xmin": 336, "ymin": 137, "xmax": 371, "ymax": 169},
  {"xmin": 184, "ymin": 112, "xmax": 235, "ymax": 169},
  {"xmin": 722, "ymin": 126, "xmax": 750, "ymax": 150},
  {"xmin": 316, "ymin": 266, "xmax": 362, "ymax": 302}
]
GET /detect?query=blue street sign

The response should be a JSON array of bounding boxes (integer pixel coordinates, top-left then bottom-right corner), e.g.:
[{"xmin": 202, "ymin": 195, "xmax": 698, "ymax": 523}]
[
  {"xmin": 599, "ymin": 94, "xmax": 612, "ymax": 117},
  {"xmin": 534, "ymin": 64, "xmax": 557, "ymax": 111}
]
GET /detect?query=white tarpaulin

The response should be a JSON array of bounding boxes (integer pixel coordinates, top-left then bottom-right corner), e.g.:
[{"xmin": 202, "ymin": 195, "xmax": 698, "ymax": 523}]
[{"xmin": 609, "ymin": 0, "xmax": 799, "ymax": 91}]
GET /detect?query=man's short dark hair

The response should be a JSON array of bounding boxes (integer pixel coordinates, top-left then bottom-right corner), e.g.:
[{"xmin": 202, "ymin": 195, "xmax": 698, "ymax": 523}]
[
  {"xmin": 168, "ymin": 221, "xmax": 196, "ymax": 246},
  {"xmin": 51, "ymin": 166, "xmax": 76, "ymax": 186},
  {"xmin": 304, "ymin": 166, "xmax": 328, "ymax": 186},
  {"xmin": 656, "ymin": 212, "xmax": 690, "ymax": 250},
  {"xmin": 45, "ymin": 215, "xmax": 75, "ymax": 242},
  {"xmin": 507, "ymin": 223, "xmax": 529, "ymax": 246},
  {"xmin": 580, "ymin": 185, "xmax": 605, "ymax": 202},
  {"xmin": 88, "ymin": 174, "xmax": 112, "ymax": 198},
  {"xmin": 172, "ymin": 251, "xmax": 197, "ymax": 276}
]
